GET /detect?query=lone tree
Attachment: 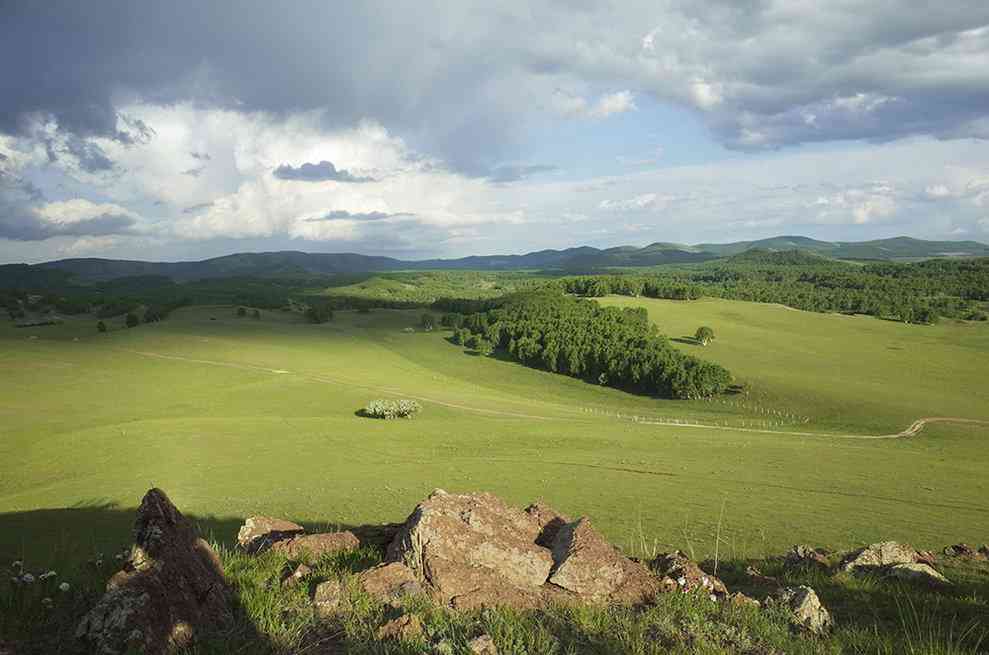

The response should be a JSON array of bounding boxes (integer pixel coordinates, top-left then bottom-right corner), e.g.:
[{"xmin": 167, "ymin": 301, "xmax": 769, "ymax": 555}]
[
  {"xmin": 125, "ymin": 312, "xmax": 140, "ymax": 328},
  {"xmin": 97, "ymin": 320, "xmax": 107, "ymax": 333},
  {"xmin": 306, "ymin": 304, "xmax": 333, "ymax": 324},
  {"xmin": 694, "ymin": 326, "xmax": 715, "ymax": 346}
]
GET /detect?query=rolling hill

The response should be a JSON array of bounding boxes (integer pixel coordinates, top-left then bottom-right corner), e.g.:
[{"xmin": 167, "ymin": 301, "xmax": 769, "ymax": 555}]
[{"xmin": 11, "ymin": 235, "xmax": 989, "ymax": 282}]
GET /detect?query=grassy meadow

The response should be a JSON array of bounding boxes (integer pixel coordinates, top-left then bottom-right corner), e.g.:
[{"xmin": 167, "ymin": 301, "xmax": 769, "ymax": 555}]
[{"xmin": 1, "ymin": 298, "xmax": 987, "ymax": 572}]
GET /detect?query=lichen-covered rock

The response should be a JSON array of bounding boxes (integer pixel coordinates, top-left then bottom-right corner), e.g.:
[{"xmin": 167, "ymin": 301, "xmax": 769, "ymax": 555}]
[
  {"xmin": 76, "ymin": 488, "xmax": 232, "ymax": 655},
  {"xmin": 840, "ymin": 541, "xmax": 921, "ymax": 573},
  {"xmin": 783, "ymin": 545, "xmax": 830, "ymax": 570},
  {"xmin": 548, "ymin": 518, "xmax": 661, "ymax": 604},
  {"xmin": 312, "ymin": 579, "xmax": 345, "ymax": 617},
  {"xmin": 236, "ymin": 516, "xmax": 304, "ymax": 554},
  {"xmin": 650, "ymin": 551, "xmax": 728, "ymax": 598},
  {"xmin": 386, "ymin": 490, "xmax": 553, "ymax": 608},
  {"xmin": 771, "ymin": 586, "xmax": 832, "ymax": 635},
  {"xmin": 885, "ymin": 562, "xmax": 951, "ymax": 587},
  {"xmin": 280, "ymin": 562, "xmax": 312, "ymax": 589},
  {"xmin": 468, "ymin": 634, "xmax": 498, "ymax": 654},
  {"xmin": 357, "ymin": 562, "xmax": 425, "ymax": 606},
  {"xmin": 524, "ymin": 501, "xmax": 571, "ymax": 548},
  {"xmin": 943, "ymin": 543, "xmax": 981, "ymax": 559},
  {"xmin": 270, "ymin": 531, "xmax": 360, "ymax": 562}
]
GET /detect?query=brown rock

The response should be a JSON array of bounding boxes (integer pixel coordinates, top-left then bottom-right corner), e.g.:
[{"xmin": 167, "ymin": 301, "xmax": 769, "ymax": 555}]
[
  {"xmin": 650, "ymin": 551, "xmax": 728, "ymax": 598},
  {"xmin": 840, "ymin": 541, "xmax": 921, "ymax": 573},
  {"xmin": 980, "ymin": 545, "xmax": 989, "ymax": 559},
  {"xmin": 75, "ymin": 489, "xmax": 232, "ymax": 655},
  {"xmin": 943, "ymin": 543, "xmax": 978, "ymax": 559},
  {"xmin": 376, "ymin": 613, "xmax": 424, "ymax": 641},
  {"xmin": 237, "ymin": 516, "xmax": 305, "ymax": 554},
  {"xmin": 349, "ymin": 522, "xmax": 404, "ymax": 551},
  {"xmin": 468, "ymin": 634, "xmax": 498, "ymax": 654},
  {"xmin": 524, "ymin": 501, "xmax": 571, "ymax": 548},
  {"xmin": 783, "ymin": 545, "xmax": 830, "ymax": 570},
  {"xmin": 386, "ymin": 491, "xmax": 553, "ymax": 608},
  {"xmin": 916, "ymin": 550, "xmax": 938, "ymax": 566},
  {"xmin": 357, "ymin": 562, "xmax": 425, "ymax": 606},
  {"xmin": 743, "ymin": 564, "xmax": 783, "ymax": 593},
  {"xmin": 270, "ymin": 532, "xmax": 360, "ymax": 562},
  {"xmin": 312, "ymin": 579, "xmax": 345, "ymax": 617},
  {"xmin": 726, "ymin": 591, "xmax": 761, "ymax": 608},
  {"xmin": 280, "ymin": 563, "xmax": 312, "ymax": 588},
  {"xmin": 548, "ymin": 518, "xmax": 660, "ymax": 604}
]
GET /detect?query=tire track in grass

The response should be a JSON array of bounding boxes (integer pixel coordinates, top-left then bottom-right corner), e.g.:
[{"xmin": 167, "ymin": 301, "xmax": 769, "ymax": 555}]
[{"xmin": 117, "ymin": 348, "xmax": 989, "ymax": 439}]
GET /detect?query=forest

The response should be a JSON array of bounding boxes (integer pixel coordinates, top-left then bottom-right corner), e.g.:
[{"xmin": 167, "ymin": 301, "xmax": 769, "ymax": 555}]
[{"xmin": 450, "ymin": 291, "xmax": 734, "ymax": 399}]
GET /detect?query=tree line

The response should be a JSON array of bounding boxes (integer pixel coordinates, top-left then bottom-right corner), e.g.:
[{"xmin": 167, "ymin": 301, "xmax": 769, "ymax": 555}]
[{"xmin": 447, "ymin": 291, "xmax": 734, "ymax": 399}]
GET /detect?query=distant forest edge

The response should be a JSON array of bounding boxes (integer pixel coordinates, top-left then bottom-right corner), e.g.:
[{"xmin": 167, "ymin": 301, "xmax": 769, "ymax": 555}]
[
  {"xmin": 3, "ymin": 243, "xmax": 989, "ymax": 332},
  {"xmin": 7, "ymin": 235, "xmax": 989, "ymax": 282}
]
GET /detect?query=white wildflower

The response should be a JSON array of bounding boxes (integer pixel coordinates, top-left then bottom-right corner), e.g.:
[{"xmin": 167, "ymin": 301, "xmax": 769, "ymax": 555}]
[
  {"xmin": 59, "ymin": 582, "xmax": 71, "ymax": 592},
  {"xmin": 12, "ymin": 560, "xmax": 23, "ymax": 570},
  {"xmin": 677, "ymin": 576, "xmax": 686, "ymax": 587},
  {"xmin": 21, "ymin": 573, "xmax": 35, "ymax": 584},
  {"xmin": 709, "ymin": 594, "xmax": 717, "ymax": 602}
]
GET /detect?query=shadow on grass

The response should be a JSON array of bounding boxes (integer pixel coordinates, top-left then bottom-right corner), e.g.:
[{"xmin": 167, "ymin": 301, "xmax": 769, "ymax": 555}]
[
  {"xmin": 671, "ymin": 336, "xmax": 702, "ymax": 346},
  {"xmin": 0, "ymin": 503, "xmax": 395, "ymax": 654}
]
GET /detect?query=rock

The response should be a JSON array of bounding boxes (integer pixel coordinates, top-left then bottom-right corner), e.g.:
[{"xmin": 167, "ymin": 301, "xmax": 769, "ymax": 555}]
[
  {"xmin": 312, "ymin": 579, "xmax": 345, "ymax": 617},
  {"xmin": 468, "ymin": 634, "xmax": 498, "ymax": 654},
  {"xmin": 376, "ymin": 613, "xmax": 424, "ymax": 641},
  {"xmin": 270, "ymin": 531, "xmax": 360, "ymax": 562},
  {"xmin": 650, "ymin": 551, "xmax": 728, "ymax": 598},
  {"xmin": 349, "ymin": 522, "xmax": 404, "ymax": 551},
  {"xmin": 885, "ymin": 563, "xmax": 951, "ymax": 587},
  {"xmin": 726, "ymin": 591, "xmax": 760, "ymax": 608},
  {"xmin": 772, "ymin": 586, "xmax": 832, "ymax": 635},
  {"xmin": 980, "ymin": 545, "xmax": 989, "ymax": 559},
  {"xmin": 916, "ymin": 550, "xmax": 938, "ymax": 566},
  {"xmin": 75, "ymin": 489, "xmax": 232, "ymax": 655},
  {"xmin": 840, "ymin": 541, "xmax": 921, "ymax": 573},
  {"xmin": 386, "ymin": 491, "xmax": 553, "ymax": 609},
  {"xmin": 743, "ymin": 565, "xmax": 783, "ymax": 593},
  {"xmin": 237, "ymin": 516, "xmax": 305, "ymax": 554},
  {"xmin": 783, "ymin": 545, "xmax": 830, "ymax": 570},
  {"xmin": 280, "ymin": 563, "xmax": 312, "ymax": 588},
  {"xmin": 548, "ymin": 518, "xmax": 660, "ymax": 604},
  {"xmin": 524, "ymin": 501, "xmax": 571, "ymax": 548},
  {"xmin": 357, "ymin": 562, "xmax": 425, "ymax": 606},
  {"xmin": 943, "ymin": 543, "xmax": 978, "ymax": 559}
]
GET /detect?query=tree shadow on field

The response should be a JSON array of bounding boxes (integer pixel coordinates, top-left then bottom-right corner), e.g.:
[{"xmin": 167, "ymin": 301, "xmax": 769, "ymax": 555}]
[
  {"xmin": 671, "ymin": 336, "xmax": 701, "ymax": 346},
  {"xmin": 0, "ymin": 501, "xmax": 397, "ymax": 654}
]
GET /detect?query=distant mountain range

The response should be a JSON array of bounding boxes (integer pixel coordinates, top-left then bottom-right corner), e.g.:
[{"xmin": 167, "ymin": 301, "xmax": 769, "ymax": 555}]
[{"xmin": 15, "ymin": 235, "xmax": 989, "ymax": 282}]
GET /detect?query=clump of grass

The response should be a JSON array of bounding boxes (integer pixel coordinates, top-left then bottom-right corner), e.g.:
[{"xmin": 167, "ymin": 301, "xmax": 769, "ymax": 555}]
[{"xmin": 361, "ymin": 399, "xmax": 422, "ymax": 419}]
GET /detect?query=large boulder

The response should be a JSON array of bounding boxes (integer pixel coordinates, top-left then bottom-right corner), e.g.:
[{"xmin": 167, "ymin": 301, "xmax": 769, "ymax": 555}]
[
  {"xmin": 76, "ymin": 489, "xmax": 233, "ymax": 654},
  {"xmin": 270, "ymin": 531, "xmax": 360, "ymax": 562},
  {"xmin": 386, "ymin": 490, "xmax": 554, "ymax": 609},
  {"xmin": 771, "ymin": 586, "xmax": 832, "ymax": 635},
  {"xmin": 236, "ymin": 516, "xmax": 304, "ymax": 554},
  {"xmin": 357, "ymin": 562, "xmax": 425, "ymax": 606},
  {"xmin": 524, "ymin": 502, "xmax": 571, "ymax": 548},
  {"xmin": 840, "ymin": 541, "xmax": 922, "ymax": 574},
  {"xmin": 548, "ymin": 518, "xmax": 661, "ymax": 604}
]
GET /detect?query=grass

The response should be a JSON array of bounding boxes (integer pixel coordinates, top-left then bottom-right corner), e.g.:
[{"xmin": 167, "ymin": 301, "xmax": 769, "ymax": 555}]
[{"xmin": 1, "ymin": 297, "xmax": 987, "ymax": 652}]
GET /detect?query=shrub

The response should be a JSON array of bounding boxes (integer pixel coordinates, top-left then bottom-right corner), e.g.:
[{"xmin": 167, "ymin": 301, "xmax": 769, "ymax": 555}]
[
  {"xmin": 252, "ymin": 309, "xmax": 261, "ymax": 319},
  {"xmin": 362, "ymin": 399, "xmax": 422, "ymax": 419},
  {"xmin": 97, "ymin": 321, "xmax": 107, "ymax": 333},
  {"xmin": 237, "ymin": 306, "xmax": 247, "ymax": 317},
  {"xmin": 125, "ymin": 312, "xmax": 140, "ymax": 328}
]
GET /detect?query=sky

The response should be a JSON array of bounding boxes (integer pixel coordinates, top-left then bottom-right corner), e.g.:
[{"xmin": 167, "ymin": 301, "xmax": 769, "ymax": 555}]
[{"xmin": 1, "ymin": 1, "xmax": 989, "ymax": 264}]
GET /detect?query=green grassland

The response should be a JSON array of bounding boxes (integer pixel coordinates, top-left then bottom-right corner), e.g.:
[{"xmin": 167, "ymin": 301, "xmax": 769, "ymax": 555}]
[{"xmin": 2, "ymin": 298, "xmax": 987, "ymax": 574}]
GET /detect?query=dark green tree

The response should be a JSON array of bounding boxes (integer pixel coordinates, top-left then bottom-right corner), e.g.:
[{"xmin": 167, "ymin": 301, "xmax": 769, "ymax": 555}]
[{"xmin": 125, "ymin": 312, "xmax": 139, "ymax": 328}]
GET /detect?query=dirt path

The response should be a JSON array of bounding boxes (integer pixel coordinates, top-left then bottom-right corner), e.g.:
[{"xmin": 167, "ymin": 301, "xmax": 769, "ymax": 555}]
[{"xmin": 118, "ymin": 348, "xmax": 988, "ymax": 440}]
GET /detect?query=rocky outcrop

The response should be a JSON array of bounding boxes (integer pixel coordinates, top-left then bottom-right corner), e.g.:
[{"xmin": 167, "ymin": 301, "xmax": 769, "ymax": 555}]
[
  {"xmin": 885, "ymin": 563, "xmax": 951, "ymax": 587},
  {"xmin": 525, "ymin": 501, "xmax": 571, "ymax": 548},
  {"xmin": 377, "ymin": 612, "xmax": 424, "ymax": 641},
  {"xmin": 75, "ymin": 489, "xmax": 232, "ymax": 655},
  {"xmin": 771, "ymin": 586, "xmax": 832, "ymax": 635},
  {"xmin": 943, "ymin": 543, "xmax": 987, "ymax": 560},
  {"xmin": 237, "ymin": 516, "xmax": 304, "ymax": 554},
  {"xmin": 548, "ymin": 518, "xmax": 661, "ymax": 604},
  {"xmin": 357, "ymin": 562, "xmax": 425, "ymax": 606},
  {"xmin": 467, "ymin": 634, "xmax": 498, "ymax": 654},
  {"xmin": 270, "ymin": 531, "xmax": 360, "ymax": 561},
  {"xmin": 312, "ymin": 579, "xmax": 345, "ymax": 617},
  {"xmin": 783, "ymin": 545, "xmax": 830, "ymax": 570},
  {"xmin": 386, "ymin": 490, "xmax": 555, "ymax": 609},
  {"xmin": 840, "ymin": 541, "xmax": 923, "ymax": 573}
]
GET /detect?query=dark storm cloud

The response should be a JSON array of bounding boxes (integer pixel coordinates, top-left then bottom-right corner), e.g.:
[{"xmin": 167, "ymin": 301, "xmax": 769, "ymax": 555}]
[
  {"xmin": 303, "ymin": 210, "xmax": 413, "ymax": 222},
  {"xmin": 0, "ymin": 174, "xmax": 136, "ymax": 240},
  {"xmin": 2, "ymin": 1, "xmax": 988, "ymax": 168},
  {"xmin": 272, "ymin": 160, "xmax": 374, "ymax": 183},
  {"xmin": 189, "ymin": 151, "xmax": 211, "ymax": 161},
  {"xmin": 182, "ymin": 166, "xmax": 205, "ymax": 177}
]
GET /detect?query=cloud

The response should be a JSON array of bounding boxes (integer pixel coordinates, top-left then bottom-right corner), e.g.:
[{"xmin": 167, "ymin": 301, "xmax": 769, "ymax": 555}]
[
  {"xmin": 272, "ymin": 160, "xmax": 374, "ymax": 183},
  {"xmin": 182, "ymin": 201, "xmax": 214, "ymax": 214},
  {"xmin": 181, "ymin": 166, "xmax": 205, "ymax": 177},
  {"xmin": 487, "ymin": 164, "xmax": 557, "ymax": 183},
  {"xmin": 302, "ymin": 210, "xmax": 413, "ymax": 222},
  {"xmin": 552, "ymin": 90, "xmax": 637, "ymax": 120},
  {"xmin": 189, "ymin": 151, "xmax": 211, "ymax": 161},
  {"xmin": 0, "ymin": 197, "xmax": 138, "ymax": 241}
]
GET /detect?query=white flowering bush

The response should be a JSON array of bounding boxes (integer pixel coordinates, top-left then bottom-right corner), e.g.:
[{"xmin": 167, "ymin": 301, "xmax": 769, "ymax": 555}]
[{"xmin": 362, "ymin": 399, "xmax": 422, "ymax": 419}]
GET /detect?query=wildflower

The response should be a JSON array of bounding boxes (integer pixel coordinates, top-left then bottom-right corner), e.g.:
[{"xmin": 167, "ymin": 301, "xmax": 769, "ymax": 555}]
[
  {"xmin": 59, "ymin": 582, "xmax": 71, "ymax": 592},
  {"xmin": 21, "ymin": 573, "xmax": 35, "ymax": 584},
  {"xmin": 39, "ymin": 570, "xmax": 57, "ymax": 581},
  {"xmin": 12, "ymin": 560, "xmax": 23, "ymax": 570},
  {"xmin": 709, "ymin": 594, "xmax": 717, "ymax": 602},
  {"xmin": 41, "ymin": 597, "xmax": 53, "ymax": 608},
  {"xmin": 677, "ymin": 576, "xmax": 686, "ymax": 587}
]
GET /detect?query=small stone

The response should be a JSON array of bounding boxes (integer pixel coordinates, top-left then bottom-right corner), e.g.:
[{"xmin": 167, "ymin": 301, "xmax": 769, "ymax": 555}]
[
  {"xmin": 280, "ymin": 563, "xmax": 312, "ymax": 589},
  {"xmin": 236, "ymin": 517, "xmax": 305, "ymax": 554},
  {"xmin": 726, "ymin": 591, "xmax": 760, "ymax": 608},
  {"xmin": 357, "ymin": 562, "xmax": 424, "ymax": 606},
  {"xmin": 468, "ymin": 634, "xmax": 498, "ymax": 654},
  {"xmin": 772, "ymin": 585, "xmax": 832, "ymax": 635},
  {"xmin": 270, "ymin": 531, "xmax": 359, "ymax": 562},
  {"xmin": 312, "ymin": 579, "xmax": 344, "ymax": 617},
  {"xmin": 376, "ymin": 613, "xmax": 423, "ymax": 641},
  {"xmin": 783, "ymin": 545, "xmax": 830, "ymax": 570},
  {"xmin": 943, "ymin": 543, "xmax": 977, "ymax": 559},
  {"xmin": 840, "ymin": 541, "xmax": 921, "ymax": 573},
  {"xmin": 885, "ymin": 562, "xmax": 951, "ymax": 587}
]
